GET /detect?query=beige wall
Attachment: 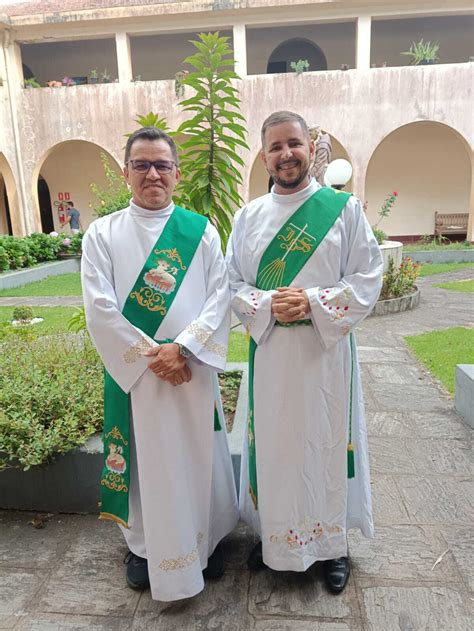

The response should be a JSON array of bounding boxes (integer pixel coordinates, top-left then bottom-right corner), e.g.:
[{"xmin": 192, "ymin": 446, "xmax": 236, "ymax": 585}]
[
  {"xmin": 371, "ymin": 15, "xmax": 474, "ymax": 67},
  {"xmin": 247, "ymin": 22, "xmax": 356, "ymax": 74},
  {"xmin": 38, "ymin": 141, "xmax": 123, "ymax": 232},
  {"xmin": 21, "ymin": 39, "xmax": 118, "ymax": 84},
  {"xmin": 365, "ymin": 121, "xmax": 471, "ymax": 236},
  {"xmin": 130, "ymin": 30, "xmax": 233, "ymax": 81}
]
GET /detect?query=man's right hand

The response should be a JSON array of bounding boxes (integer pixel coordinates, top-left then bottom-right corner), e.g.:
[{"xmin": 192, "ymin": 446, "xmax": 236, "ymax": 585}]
[{"xmin": 158, "ymin": 364, "xmax": 192, "ymax": 386}]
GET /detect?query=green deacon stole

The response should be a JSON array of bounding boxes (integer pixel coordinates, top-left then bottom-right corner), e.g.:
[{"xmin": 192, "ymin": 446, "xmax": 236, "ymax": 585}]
[
  {"xmin": 248, "ymin": 187, "xmax": 351, "ymax": 509},
  {"xmin": 100, "ymin": 206, "xmax": 207, "ymax": 527}
]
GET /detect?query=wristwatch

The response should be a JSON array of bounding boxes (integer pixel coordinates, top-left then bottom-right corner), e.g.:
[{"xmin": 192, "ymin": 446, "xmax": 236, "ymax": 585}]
[{"xmin": 176, "ymin": 343, "xmax": 192, "ymax": 359}]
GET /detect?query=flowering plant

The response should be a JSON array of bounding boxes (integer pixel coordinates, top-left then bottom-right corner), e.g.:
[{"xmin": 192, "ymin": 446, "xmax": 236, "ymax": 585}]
[
  {"xmin": 380, "ymin": 256, "xmax": 420, "ymax": 299},
  {"xmin": 372, "ymin": 191, "xmax": 398, "ymax": 244}
]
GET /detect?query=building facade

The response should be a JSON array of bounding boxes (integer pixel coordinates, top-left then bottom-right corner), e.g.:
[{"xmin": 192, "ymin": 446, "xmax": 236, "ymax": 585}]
[{"xmin": 0, "ymin": 0, "xmax": 473, "ymax": 240}]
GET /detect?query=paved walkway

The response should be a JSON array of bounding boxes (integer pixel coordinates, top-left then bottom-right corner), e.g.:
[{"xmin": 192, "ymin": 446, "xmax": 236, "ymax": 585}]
[{"xmin": 0, "ymin": 269, "xmax": 472, "ymax": 630}]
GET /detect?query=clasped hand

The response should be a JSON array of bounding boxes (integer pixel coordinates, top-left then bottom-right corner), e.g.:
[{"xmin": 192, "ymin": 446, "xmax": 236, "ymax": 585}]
[
  {"xmin": 271, "ymin": 287, "xmax": 310, "ymax": 323},
  {"xmin": 144, "ymin": 343, "xmax": 192, "ymax": 386}
]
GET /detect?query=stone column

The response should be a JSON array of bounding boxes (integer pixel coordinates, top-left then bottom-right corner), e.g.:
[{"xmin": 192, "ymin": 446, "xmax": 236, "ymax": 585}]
[
  {"xmin": 233, "ymin": 24, "xmax": 247, "ymax": 77},
  {"xmin": 356, "ymin": 16, "xmax": 372, "ymax": 70},
  {"xmin": 2, "ymin": 35, "xmax": 32, "ymax": 235},
  {"xmin": 115, "ymin": 32, "xmax": 133, "ymax": 84},
  {"xmin": 467, "ymin": 155, "xmax": 474, "ymax": 243}
]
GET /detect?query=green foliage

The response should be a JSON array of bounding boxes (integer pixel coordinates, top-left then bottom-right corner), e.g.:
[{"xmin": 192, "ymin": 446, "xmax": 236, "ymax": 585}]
[
  {"xmin": 403, "ymin": 239, "xmax": 473, "ymax": 252},
  {"xmin": 174, "ymin": 32, "xmax": 249, "ymax": 250},
  {"xmin": 405, "ymin": 327, "xmax": 474, "ymax": 395},
  {"xmin": 290, "ymin": 59, "xmax": 310, "ymax": 75},
  {"xmin": 24, "ymin": 77, "xmax": 41, "ymax": 88},
  {"xmin": 0, "ymin": 333, "xmax": 104, "ymax": 470},
  {"xmin": 227, "ymin": 331, "xmax": 248, "ymax": 362},
  {"xmin": 381, "ymin": 256, "xmax": 421, "ymax": 299},
  {"xmin": 68, "ymin": 306, "xmax": 87, "ymax": 333},
  {"xmin": 26, "ymin": 232, "xmax": 62, "ymax": 262},
  {"xmin": 12, "ymin": 305, "xmax": 34, "ymax": 322},
  {"xmin": 0, "ymin": 235, "xmax": 35, "ymax": 269},
  {"xmin": 0, "ymin": 306, "xmax": 77, "ymax": 337},
  {"xmin": 125, "ymin": 113, "xmax": 170, "ymax": 136},
  {"xmin": 90, "ymin": 153, "xmax": 131, "ymax": 218},
  {"xmin": 371, "ymin": 191, "xmax": 398, "ymax": 244},
  {"xmin": 401, "ymin": 39, "xmax": 439, "ymax": 65},
  {"xmin": 372, "ymin": 228, "xmax": 388, "ymax": 246},
  {"xmin": 0, "ymin": 273, "xmax": 82, "ymax": 298},
  {"xmin": 0, "ymin": 245, "xmax": 8, "ymax": 272}
]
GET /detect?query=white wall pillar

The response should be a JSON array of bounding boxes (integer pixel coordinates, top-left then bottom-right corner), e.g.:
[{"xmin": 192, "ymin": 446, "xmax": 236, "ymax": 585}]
[
  {"xmin": 233, "ymin": 24, "xmax": 247, "ymax": 77},
  {"xmin": 115, "ymin": 32, "xmax": 133, "ymax": 83},
  {"xmin": 467, "ymin": 155, "xmax": 474, "ymax": 243},
  {"xmin": 356, "ymin": 16, "xmax": 372, "ymax": 70}
]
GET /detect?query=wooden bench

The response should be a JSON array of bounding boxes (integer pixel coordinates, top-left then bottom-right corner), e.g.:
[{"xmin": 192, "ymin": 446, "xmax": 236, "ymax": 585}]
[{"xmin": 434, "ymin": 212, "xmax": 469, "ymax": 237}]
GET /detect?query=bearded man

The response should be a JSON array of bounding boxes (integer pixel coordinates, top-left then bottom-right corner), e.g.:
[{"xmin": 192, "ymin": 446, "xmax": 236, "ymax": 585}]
[{"xmin": 226, "ymin": 111, "xmax": 382, "ymax": 594}]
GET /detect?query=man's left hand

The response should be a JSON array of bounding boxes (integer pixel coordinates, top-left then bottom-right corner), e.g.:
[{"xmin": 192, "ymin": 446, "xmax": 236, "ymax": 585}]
[
  {"xmin": 145, "ymin": 343, "xmax": 187, "ymax": 379},
  {"xmin": 272, "ymin": 287, "xmax": 310, "ymax": 323}
]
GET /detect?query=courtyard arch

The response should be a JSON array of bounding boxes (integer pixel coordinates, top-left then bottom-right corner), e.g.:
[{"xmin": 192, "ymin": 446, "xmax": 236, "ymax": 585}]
[
  {"xmin": 267, "ymin": 38, "xmax": 328, "ymax": 74},
  {"xmin": 0, "ymin": 153, "xmax": 20, "ymax": 235},
  {"xmin": 364, "ymin": 121, "xmax": 472, "ymax": 239},
  {"xmin": 33, "ymin": 140, "xmax": 123, "ymax": 233}
]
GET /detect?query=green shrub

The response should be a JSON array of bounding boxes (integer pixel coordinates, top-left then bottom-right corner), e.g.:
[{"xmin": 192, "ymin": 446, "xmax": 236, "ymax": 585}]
[
  {"xmin": 0, "ymin": 245, "xmax": 8, "ymax": 272},
  {"xmin": 27, "ymin": 232, "xmax": 62, "ymax": 262},
  {"xmin": 0, "ymin": 236, "xmax": 36, "ymax": 269},
  {"xmin": 90, "ymin": 153, "xmax": 131, "ymax": 218},
  {"xmin": 12, "ymin": 305, "xmax": 34, "ymax": 321},
  {"xmin": 0, "ymin": 333, "xmax": 104, "ymax": 470},
  {"xmin": 381, "ymin": 256, "xmax": 421, "ymax": 299}
]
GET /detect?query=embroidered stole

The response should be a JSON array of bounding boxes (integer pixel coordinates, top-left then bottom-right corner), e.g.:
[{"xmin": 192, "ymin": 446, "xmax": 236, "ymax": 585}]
[
  {"xmin": 248, "ymin": 187, "xmax": 351, "ymax": 509},
  {"xmin": 100, "ymin": 206, "xmax": 207, "ymax": 527}
]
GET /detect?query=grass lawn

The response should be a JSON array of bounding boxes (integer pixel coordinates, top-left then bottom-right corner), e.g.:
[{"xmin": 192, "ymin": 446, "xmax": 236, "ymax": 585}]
[
  {"xmin": 0, "ymin": 305, "xmax": 250, "ymax": 362},
  {"xmin": 0, "ymin": 306, "xmax": 78, "ymax": 335},
  {"xmin": 403, "ymin": 241, "xmax": 472, "ymax": 252},
  {"xmin": 0, "ymin": 273, "xmax": 82, "ymax": 297},
  {"xmin": 418, "ymin": 262, "xmax": 473, "ymax": 277},
  {"xmin": 434, "ymin": 279, "xmax": 474, "ymax": 293},
  {"xmin": 405, "ymin": 326, "xmax": 474, "ymax": 395}
]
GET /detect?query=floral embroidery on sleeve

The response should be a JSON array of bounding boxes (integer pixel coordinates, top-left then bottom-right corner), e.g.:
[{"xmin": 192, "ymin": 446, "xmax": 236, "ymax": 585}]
[
  {"xmin": 319, "ymin": 286, "xmax": 353, "ymax": 322},
  {"xmin": 185, "ymin": 323, "xmax": 226, "ymax": 358},
  {"xmin": 233, "ymin": 290, "xmax": 263, "ymax": 317},
  {"xmin": 123, "ymin": 337, "xmax": 152, "ymax": 364}
]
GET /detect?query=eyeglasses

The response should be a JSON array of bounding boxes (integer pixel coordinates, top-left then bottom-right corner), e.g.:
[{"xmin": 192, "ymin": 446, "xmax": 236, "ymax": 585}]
[{"xmin": 127, "ymin": 159, "xmax": 176, "ymax": 174}]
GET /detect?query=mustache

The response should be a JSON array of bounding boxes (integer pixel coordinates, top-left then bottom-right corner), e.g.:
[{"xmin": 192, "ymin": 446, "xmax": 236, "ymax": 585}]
[{"xmin": 277, "ymin": 160, "xmax": 300, "ymax": 168}]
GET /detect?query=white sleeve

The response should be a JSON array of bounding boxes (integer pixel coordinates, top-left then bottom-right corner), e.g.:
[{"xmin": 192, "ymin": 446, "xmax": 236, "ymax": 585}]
[
  {"xmin": 226, "ymin": 208, "xmax": 275, "ymax": 345},
  {"xmin": 81, "ymin": 221, "xmax": 158, "ymax": 394},
  {"xmin": 306, "ymin": 198, "xmax": 383, "ymax": 350},
  {"xmin": 174, "ymin": 224, "xmax": 230, "ymax": 371}
]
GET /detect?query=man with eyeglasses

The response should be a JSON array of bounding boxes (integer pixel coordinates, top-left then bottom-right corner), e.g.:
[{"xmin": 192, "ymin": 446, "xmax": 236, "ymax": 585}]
[{"xmin": 81, "ymin": 127, "xmax": 238, "ymax": 602}]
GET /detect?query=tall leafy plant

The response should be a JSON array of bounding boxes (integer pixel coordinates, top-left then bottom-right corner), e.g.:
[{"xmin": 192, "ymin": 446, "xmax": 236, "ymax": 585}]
[{"xmin": 175, "ymin": 32, "xmax": 249, "ymax": 249}]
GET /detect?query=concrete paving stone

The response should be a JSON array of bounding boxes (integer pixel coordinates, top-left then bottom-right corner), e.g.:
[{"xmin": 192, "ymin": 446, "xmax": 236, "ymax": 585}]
[
  {"xmin": 248, "ymin": 566, "xmax": 358, "ymax": 620},
  {"xmin": 369, "ymin": 476, "xmax": 410, "ymax": 525},
  {"xmin": 408, "ymin": 440, "xmax": 473, "ymax": 476},
  {"xmin": 134, "ymin": 569, "xmax": 253, "ymax": 630},
  {"xmin": 439, "ymin": 526, "xmax": 474, "ymax": 592},
  {"xmin": 356, "ymin": 347, "xmax": 412, "ymax": 365},
  {"xmin": 0, "ymin": 567, "xmax": 45, "ymax": 616},
  {"xmin": 35, "ymin": 518, "xmax": 139, "ymax": 617},
  {"xmin": 368, "ymin": 438, "xmax": 417, "ymax": 475},
  {"xmin": 396, "ymin": 476, "xmax": 474, "ymax": 525},
  {"xmin": 14, "ymin": 613, "xmax": 134, "ymax": 630},
  {"xmin": 348, "ymin": 525, "xmax": 461, "ymax": 582},
  {"xmin": 0, "ymin": 511, "xmax": 77, "ymax": 570},
  {"xmin": 364, "ymin": 363, "xmax": 425, "ymax": 385},
  {"xmin": 219, "ymin": 520, "xmax": 258, "ymax": 570},
  {"xmin": 254, "ymin": 620, "xmax": 355, "ymax": 630},
  {"xmin": 366, "ymin": 410, "xmax": 472, "ymax": 440},
  {"xmin": 367, "ymin": 382, "xmax": 451, "ymax": 413},
  {"xmin": 361, "ymin": 585, "xmax": 472, "ymax": 631}
]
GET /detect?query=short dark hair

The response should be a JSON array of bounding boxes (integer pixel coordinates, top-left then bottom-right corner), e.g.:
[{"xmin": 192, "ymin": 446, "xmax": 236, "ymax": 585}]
[
  {"xmin": 67, "ymin": 201, "xmax": 74, "ymax": 207},
  {"xmin": 124, "ymin": 127, "xmax": 179, "ymax": 165},
  {"xmin": 261, "ymin": 111, "xmax": 310, "ymax": 146}
]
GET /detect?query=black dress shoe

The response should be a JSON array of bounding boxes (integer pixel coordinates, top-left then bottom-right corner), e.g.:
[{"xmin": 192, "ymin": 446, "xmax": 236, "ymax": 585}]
[
  {"xmin": 203, "ymin": 544, "xmax": 225, "ymax": 579},
  {"xmin": 247, "ymin": 541, "xmax": 266, "ymax": 570},
  {"xmin": 124, "ymin": 551, "xmax": 150, "ymax": 590},
  {"xmin": 323, "ymin": 556, "xmax": 350, "ymax": 594}
]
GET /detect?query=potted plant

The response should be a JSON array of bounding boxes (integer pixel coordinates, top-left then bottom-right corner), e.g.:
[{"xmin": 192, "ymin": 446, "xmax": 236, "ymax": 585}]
[
  {"xmin": 46, "ymin": 80, "xmax": 62, "ymax": 88},
  {"xmin": 89, "ymin": 68, "xmax": 99, "ymax": 84},
  {"xmin": 62, "ymin": 76, "xmax": 76, "ymax": 87},
  {"xmin": 24, "ymin": 77, "xmax": 41, "ymax": 89},
  {"xmin": 101, "ymin": 69, "xmax": 111, "ymax": 83},
  {"xmin": 290, "ymin": 59, "xmax": 310, "ymax": 76},
  {"xmin": 401, "ymin": 40, "xmax": 439, "ymax": 65}
]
